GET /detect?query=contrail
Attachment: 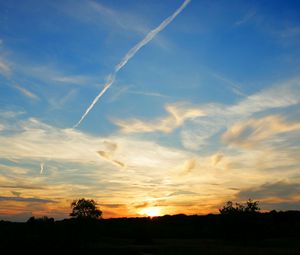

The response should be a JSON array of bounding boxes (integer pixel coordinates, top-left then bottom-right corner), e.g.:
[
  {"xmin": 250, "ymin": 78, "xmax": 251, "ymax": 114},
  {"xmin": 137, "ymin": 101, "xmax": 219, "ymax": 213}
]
[{"xmin": 73, "ymin": 0, "xmax": 191, "ymax": 128}]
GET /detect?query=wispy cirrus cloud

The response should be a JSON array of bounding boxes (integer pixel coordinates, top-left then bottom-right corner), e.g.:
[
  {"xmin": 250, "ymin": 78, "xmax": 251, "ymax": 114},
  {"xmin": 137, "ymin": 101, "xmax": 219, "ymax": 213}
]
[
  {"xmin": 14, "ymin": 84, "xmax": 39, "ymax": 101},
  {"xmin": 227, "ymin": 78, "xmax": 300, "ymax": 116},
  {"xmin": 113, "ymin": 102, "xmax": 204, "ymax": 134},
  {"xmin": 181, "ymin": 77, "xmax": 300, "ymax": 150},
  {"xmin": 19, "ymin": 64, "xmax": 94, "ymax": 86},
  {"xmin": 209, "ymin": 71, "xmax": 245, "ymax": 96},
  {"xmin": 48, "ymin": 88, "xmax": 78, "ymax": 110},
  {"xmin": 59, "ymin": 0, "xmax": 150, "ymax": 35},
  {"xmin": 0, "ymin": 124, "xmax": 5, "ymax": 132},
  {"xmin": 0, "ymin": 110, "xmax": 25, "ymax": 119},
  {"xmin": 108, "ymin": 85, "xmax": 170, "ymax": 103},
  {"xmin": 129, "ymin": 90, "xmax": 170, "ymax": 98},
  {"xmin": 0, "ymin": 58, "xmax": 11, "ymax": 76},
  {"xmin": 51, "ymin": 75, "xmax": 91, "ymax": 85},
  {"xmin": 0, "ymin": 117, "xmax": 190, "ymax": 170},
  {"xmin": 0, "ymin": 196, "xmax": 56, "ymax": 203},
  {"xmin": 86, "ymin": 0, "xmax": 148, "ymax": 34},
  {"xmin": 235, "ymin": 10, "xmax": 256, "ymax": 26},
  {"xmin": 222, "ymin": 115, "xmax": 300, "ymax": 149},
  {"xmin": 279, "ymin": 26, "xmax": 300, "ymax": 38},
  {"xmin": 110, "ymin": 77, "xmax": 300, "ymax": 152}
]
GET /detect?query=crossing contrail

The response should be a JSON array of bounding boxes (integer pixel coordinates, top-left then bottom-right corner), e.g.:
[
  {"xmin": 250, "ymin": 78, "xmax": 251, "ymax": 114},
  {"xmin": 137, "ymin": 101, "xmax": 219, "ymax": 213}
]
[{"xmin": 73, "ymin": 0, "xmax": 191, "ymax": 128}]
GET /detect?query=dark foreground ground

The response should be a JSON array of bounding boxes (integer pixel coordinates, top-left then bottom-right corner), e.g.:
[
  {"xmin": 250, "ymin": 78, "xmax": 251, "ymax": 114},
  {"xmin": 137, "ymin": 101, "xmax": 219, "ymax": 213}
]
[
  {"xmin": 2, "ymin": 211, "xmax": 300, "ymax": 254},
  {"xmin": 8, "ymin": 237, "xmax": 297, "ymax": 255}
]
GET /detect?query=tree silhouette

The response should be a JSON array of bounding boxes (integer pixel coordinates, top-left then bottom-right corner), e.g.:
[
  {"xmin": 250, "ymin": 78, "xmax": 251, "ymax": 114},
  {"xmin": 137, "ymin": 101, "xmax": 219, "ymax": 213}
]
[
  {"xmin": 70, "ymin": 198, "xmax": 102, "ymax": 219},
  {"xmin": 219, "ymin": 199, "xmax": 260, "ymax": 215},
  {"xmin": 244, "ymin": 199, "xmax": 260, "ymax": 213}
]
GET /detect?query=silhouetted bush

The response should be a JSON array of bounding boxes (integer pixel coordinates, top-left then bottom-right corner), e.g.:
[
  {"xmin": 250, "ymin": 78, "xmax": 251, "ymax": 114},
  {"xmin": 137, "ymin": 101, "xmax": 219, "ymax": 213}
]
[
  {"xmin": 27, "ymin": 216, "xmax": 54, "ymax": 224},
  {"xmin": 219, "ymin": 199, "xmax": 260, "ymax": 215}
]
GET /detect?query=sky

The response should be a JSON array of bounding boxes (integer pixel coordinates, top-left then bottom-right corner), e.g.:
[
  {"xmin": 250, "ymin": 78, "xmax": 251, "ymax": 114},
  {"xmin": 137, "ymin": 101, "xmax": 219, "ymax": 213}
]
[{"xmin": 1, "ymin": 0, "xmax": 300, "ymax": 221}]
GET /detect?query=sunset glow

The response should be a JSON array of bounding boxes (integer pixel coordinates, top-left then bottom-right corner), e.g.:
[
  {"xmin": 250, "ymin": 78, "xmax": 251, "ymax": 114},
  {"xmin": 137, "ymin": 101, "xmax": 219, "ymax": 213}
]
[
  {"xmin": 140, "ymin": 207, "xmax": 162, "ymax": 217},
  {"xmin": 0, "ymin": 0, "xmax": 300, "ymax": 222}
]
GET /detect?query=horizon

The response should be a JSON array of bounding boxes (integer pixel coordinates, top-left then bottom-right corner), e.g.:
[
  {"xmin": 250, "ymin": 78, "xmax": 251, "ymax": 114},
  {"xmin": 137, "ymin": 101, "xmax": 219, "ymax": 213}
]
[
  {"xmin": 1, "ymin": 0, "xmax": 300, "ymax": 222},
  {"xmin": 2, "ymin": 199, "xmax": 291, "ymax": 223}
]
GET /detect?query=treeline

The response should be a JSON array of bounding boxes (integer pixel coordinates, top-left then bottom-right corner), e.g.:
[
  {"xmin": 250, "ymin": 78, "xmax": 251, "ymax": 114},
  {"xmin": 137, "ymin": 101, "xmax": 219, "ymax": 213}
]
[
  {"xmin": 1, "ymin": 211, "xmax": 300, "ymax": 253},
  {"xmin": 2, "ymin": 199, "xmax": 300, "ymax": 253},
  {"xmin": 2, "ymin": 210, "xmax": 300, "ymax": 239}
]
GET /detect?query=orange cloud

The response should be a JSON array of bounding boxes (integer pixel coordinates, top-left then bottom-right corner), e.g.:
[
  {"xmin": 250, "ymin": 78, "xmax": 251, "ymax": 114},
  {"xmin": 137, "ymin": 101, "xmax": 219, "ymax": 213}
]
[
  {"xmin": 222, "ymin": 115, "xmax": 300, "ymax": 148},
  {"xmin": 112, "ymin": 103, "xmax": 205, "ymax": 134}
]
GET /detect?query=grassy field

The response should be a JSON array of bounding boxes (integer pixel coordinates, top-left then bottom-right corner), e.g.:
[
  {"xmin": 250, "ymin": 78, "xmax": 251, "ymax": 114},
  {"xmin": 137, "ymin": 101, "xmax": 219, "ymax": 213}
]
[{"xmin": 63, "ymin": 238, "xmax": 300, "ymax": 254}]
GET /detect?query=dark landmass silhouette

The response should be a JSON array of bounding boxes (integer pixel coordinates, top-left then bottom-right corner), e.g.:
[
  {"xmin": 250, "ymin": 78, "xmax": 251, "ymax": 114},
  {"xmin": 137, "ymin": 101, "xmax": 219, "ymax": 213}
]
[{"xmin": 1, "ymin": 210, "xmax": 300, "ymax": 254}]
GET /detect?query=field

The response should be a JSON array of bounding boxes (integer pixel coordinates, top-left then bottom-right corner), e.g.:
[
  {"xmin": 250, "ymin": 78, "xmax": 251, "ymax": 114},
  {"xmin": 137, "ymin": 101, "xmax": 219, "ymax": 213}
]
[{"xmin": 2, "ymin": 212, "xmax": 300, "ymax": 254}]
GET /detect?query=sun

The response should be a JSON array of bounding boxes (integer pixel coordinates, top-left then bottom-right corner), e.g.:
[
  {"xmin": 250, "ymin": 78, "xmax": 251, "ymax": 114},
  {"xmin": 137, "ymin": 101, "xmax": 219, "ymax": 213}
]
[{"xmin": 140, "ymin": 207, "xmax": 161, "ymax": 217}]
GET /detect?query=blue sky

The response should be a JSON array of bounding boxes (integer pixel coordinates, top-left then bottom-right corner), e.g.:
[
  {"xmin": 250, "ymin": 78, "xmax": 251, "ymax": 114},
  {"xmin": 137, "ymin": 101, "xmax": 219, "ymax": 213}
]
[{"xmin": 1, "ymin": 0, "xmax": 300, "ymax": 221}]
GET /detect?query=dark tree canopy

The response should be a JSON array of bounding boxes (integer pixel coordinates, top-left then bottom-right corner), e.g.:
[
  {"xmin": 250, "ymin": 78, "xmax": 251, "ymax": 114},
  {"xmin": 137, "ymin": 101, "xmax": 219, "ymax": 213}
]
[
  {"xmin": 219, "ymin": 199, "xmax": 260, "ymax": 215},
  {"xmin": 70, "ymin": 198, "xmax": 102, "ymax": 219}
]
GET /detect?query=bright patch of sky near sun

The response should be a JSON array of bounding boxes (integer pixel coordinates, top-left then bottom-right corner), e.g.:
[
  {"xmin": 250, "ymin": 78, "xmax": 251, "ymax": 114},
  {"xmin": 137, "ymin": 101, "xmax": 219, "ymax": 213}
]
[{"xmin": 1, "ymin": 0, "xmax": 300, "ymax": 221}]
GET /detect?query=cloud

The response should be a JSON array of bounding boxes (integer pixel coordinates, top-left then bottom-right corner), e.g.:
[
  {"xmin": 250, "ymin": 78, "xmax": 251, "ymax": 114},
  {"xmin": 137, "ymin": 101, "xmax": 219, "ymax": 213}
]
[
  {"xmin": 48, "ymin": 89, "xmax": 78, "ymax": 110},
  {"xmin": 0, "ymin": 58, "xmax": 11, "ymax": 76},
  {"xmin": 98, "ymin": 203, "xmax": 124, "ymax": 209},
  {"xmin": 0, "ymin": 124, "xmax": 5, "ymax": 132},
  {"xmin": 0, "ymin": 110, "xmax": 25, "ymax": 119},
  {"xmin": 108, "ymin": 86, "xmax": 170, "ymax": 103},
  {"xmin": 180, "ymin": 117, "xmax": 222, "ymax": 150},
  {"xmin": 227, "ymin": 78, "xmax": 300, "ymax": 116},
  {"xmin": 236, "ymin": 181, "xmax": 300, "ymax": 202},
  {"xmin": 211, "ymin": 153, "xmax": 224, "ymax": 166},
  {"xmin": 0, "ymin": 185, "xmax": 45, "ymax": 190},
  {"xmin": 96, "ymin": 140, "xmax": 126, "ymax": 167},
  {"xmin": 74, "ymin": 0, "xmax": 191, "ymax": 128},
  {"xmin": 40, "ymin": 163, "xmax": 44, "ymax": 175},
  {"xmin": 97, "ymin": 151, "xmax": 126, "ymax": 168},
  {"xmin": 109, "ymin": 77, "xmax": 300, "ymax": 152},
  {"xmin": 180, "ymin": 158, "xmax": 197, "ymax": 174},
  {"xmin": 134, "ymin": 202, "xmax": 149, "ymax": 209},
  {"xmin": 60, "ymin": 0, "xmax": 149, "ymax": 35},
  {"xmin": 0, "ymin": 117, "xmax": 190, "ymax": 171},
  {"xmin": 11, "ymin": 191, "xmax": 21, "ymax": 197},
  {"xmin": 279, "ymin": 26, "xmax": 300, "ymax": 38},
  {"xmin": 17, "ymin": 64, "xmax": 95, "ymax": 87},
  {"xmin": 168, "ymin": 190, "xmax": 198, "ymax": 197},
  {"xmin": 112, "ymin": 77, "xmax": 300, "ymax": 148},
  {"xmin": 209, "ymin": 71, "xmax": 245, "ymax": 97},
  {"xmin": 14, "ymin": 84, "xmax": 39, "ymax": 101},
  {"xmin": 260, "ymin": 201, "xmax": 300, "ymax": 211},
  {"xmin": 180, "ymin": 77, "xmax": 300, "ymax": 150},
  {"xmin": 0, "ymin": 211, "xmax": 33, "ymax": 222},
  {"xmin": 0, "ymin": 196, "xmax": 56, "ymax": 203},
  {"xmin": 0, "ymin": 118, "xmax": 107, "ymax": 163},
  {"xmin": 113, "ymin": 103, "xmax": 205, "ymax": 134},
  {"xmin": 222, "ymin": 115, "xmax": 300, "ymax": 149},
  {"xmin": 51, "ymin": 75, "xmax": 90, "ymax": 85},
  {"xmin": 103, "ymin": 141, "xmax": 118, "ymax": 151},
  {"xmin": 129, "ymin": 91, "xmax": 170, "ymax": 98},
  {"xmin": 235, "ymin": 10, "xmax": 256, "ymax": 26}
]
